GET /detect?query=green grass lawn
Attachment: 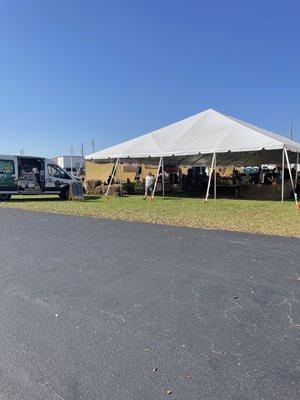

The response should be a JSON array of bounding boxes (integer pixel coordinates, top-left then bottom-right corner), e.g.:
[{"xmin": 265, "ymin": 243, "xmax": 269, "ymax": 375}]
[{"xmin": 0, "ymin": 194, "xmax": 299, "ymax": 237}]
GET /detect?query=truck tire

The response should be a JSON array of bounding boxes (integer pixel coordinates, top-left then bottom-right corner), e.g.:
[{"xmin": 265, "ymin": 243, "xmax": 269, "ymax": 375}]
[
  {"xmin": 0, "ymin": 194, "xmax": 12, "ymax": 201},
  {"xmin": 59, "ymin": 187, "xmax": 69, "ymax": 200}
]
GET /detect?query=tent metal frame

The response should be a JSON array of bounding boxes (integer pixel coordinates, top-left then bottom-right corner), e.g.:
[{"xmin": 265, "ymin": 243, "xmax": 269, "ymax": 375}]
[
  {"xmin": 102, "ymin": 148, "xmax": 299, "ymax": 204},
  {"xmin": 281, "ymin": 148, "xmax": 285, "ymax": 202},
  {"xmin": 205, "ymin": 153, "xmax": 216, "ymax": 202},
  {"xmin": 105, "ymin": 156, "xmax": 120, "ymax": 197},
  {"xmin": 152, "ymin": 156, "xmax": 163, "ymax": 199},
  {"xmin": 295, "ymin": 152, "xmax": 299, "ymax": 188},
  {"xmin": 284, "ymin": 147, "xmax": 298, "ymax": 205}
]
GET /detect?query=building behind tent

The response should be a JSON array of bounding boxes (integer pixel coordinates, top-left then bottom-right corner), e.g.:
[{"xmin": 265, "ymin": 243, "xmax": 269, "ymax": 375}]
[{"xmin": 53, "ymin": 156, "xmax": 83, "ymax": 174}]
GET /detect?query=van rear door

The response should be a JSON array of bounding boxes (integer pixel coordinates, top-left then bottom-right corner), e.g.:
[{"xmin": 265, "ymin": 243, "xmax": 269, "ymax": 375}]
[{"xmin": 0, "ymin": 156, "xmax": 18, "ymax": 193}]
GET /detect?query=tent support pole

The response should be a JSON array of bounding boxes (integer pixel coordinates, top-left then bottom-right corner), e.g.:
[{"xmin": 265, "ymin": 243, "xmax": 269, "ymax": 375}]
[
  {"xmin": 105, "ymin": 157, "xmax": 119, "ymax": 197},
  {"xmin": 152, "ymin": 156, "xmax": 163, "ymax": 199},
  {"xmin": 284, "ymin": 148, "xmax": 298, "ymax": 206},
  {"xmin": 281, "ymin": 148, "xmax": 285, "ymax": 202},
  {"xmin": 119, "ymin": 164, "xmax": 123, "ymax": 197},
  {"xmin": 205, "ymin": 153, "xmax": 216, "ymax": 202},
  {"xmin": 162, "ymin": 157, "xmax": 165, "ymax": 197},
  {"xmin": 214, "ymin": 153, "xmax": 217, "ymax": 200},
  {"xmin": 295, "ymin": 152, "xmax": 299, "ymax": 188}
]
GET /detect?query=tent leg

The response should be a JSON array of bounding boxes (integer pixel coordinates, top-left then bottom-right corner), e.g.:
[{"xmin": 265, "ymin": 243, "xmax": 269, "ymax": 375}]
[
  {"xmin": 105, "ymin": 157, "xmax": 119, "ymax": 197},
  {"xmin": 152, "ymin": 157, "xmax": 163, "ymax": 199},
  {"xmin": 119, "ymin": 165, "xmax": 123, "ymax": 197},
  {"xmin": 162, "ymin": 157, "xmax": 165, "ymax": 197},
  {"xmin": 205, "ymin": 153, "xmax": 216, "ymax": 202},
  {"xmin": 214, "ymin": 154, "xmax": 217, "ymax": 200},
  {"xmin": 284, "ymin": 148, "xmax": 298, "ymax": 206},
  {"xmin": 295, "ymin": 152, "xmax": 299, "ymax": 188},
  {"xmin": 281, "ymin": 148, "xmax": 285, "ymax": 203}
]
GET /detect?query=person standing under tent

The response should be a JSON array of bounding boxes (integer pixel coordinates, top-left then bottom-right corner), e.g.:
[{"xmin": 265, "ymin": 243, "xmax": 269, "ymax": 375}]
[{"xmin": 144, "ymin": 171, "xmax": 155, "ymax": 200}]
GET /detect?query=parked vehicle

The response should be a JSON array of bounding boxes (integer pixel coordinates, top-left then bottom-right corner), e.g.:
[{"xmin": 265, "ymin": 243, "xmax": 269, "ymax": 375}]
[{"xmin": 0, "ymin": 155, "xmax": 82, "ymax": 201}]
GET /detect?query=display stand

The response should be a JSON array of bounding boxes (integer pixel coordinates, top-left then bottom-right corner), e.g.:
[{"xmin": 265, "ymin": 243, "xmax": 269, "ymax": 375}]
[{"xmin": 68, "ymin": 182, "xmax": 84, "ymax": 200}]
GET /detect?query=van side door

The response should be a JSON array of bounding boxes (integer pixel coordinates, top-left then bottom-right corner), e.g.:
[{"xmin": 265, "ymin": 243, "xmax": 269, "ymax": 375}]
[{"xmin": 0, "ymin": 156, "xmax": 18, "ymax": 193}]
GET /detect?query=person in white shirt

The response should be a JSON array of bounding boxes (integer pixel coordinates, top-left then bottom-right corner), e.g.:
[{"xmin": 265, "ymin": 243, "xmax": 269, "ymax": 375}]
[{"xmin": 144, "ymin": 172, "xmax": 155, "ymax": 199}]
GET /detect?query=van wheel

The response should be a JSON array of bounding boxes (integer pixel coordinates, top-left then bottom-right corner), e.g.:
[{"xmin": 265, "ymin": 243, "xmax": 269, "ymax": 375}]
[
  {"xmin": 59, "ymin": 187, "xmax": 69, "ymax": 200},
  {"xmin": 0, "ymin": 194, "xmax": 11, "ymax": 201}
]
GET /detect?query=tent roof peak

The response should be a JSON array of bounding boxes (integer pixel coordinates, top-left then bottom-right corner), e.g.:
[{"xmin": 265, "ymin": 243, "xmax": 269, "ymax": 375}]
[{"xmin": 86, "ymin": 108, "xmax": 300, "ymax": 160}]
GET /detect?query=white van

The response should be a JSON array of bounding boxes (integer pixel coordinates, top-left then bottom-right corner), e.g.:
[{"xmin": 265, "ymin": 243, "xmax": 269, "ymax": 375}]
[{"xmin": 0, "ymin": 155, "xmax": 82, "ymax": 201}]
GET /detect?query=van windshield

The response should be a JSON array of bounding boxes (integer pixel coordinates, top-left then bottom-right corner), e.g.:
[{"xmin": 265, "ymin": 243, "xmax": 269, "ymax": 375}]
[{"xmin": 48, "ymin": 164, "xmax": 71, "ymax": 180}]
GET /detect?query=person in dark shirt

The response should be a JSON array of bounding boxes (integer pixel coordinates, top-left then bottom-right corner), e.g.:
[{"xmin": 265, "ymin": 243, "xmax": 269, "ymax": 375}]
[{"xmin": 264, "ymin": 172, "xmax": 273, "ymax": 185}]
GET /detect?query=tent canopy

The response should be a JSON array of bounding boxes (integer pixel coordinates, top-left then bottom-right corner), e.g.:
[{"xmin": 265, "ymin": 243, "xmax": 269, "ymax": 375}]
[{"xmin": 86, "ymin": 109, "xmax": 300, "ymax": 162}]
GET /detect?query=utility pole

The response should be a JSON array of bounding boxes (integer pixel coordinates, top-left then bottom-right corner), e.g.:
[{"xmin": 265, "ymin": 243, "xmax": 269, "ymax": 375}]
[
  {"xmin": 80, "ymin": 142, "xmax": 84, "ymax": 159},
  {"xmin": 20, "ymin": 147, "xmax": 24, "ymax": 155},
  {"xmin": 77, "ymin": 142, "xmax": 85, "ymax": 177},
  {"xmin": 290, "ymin": 120, "xmax": 294, "ymax": 141},
  {"xmin": 70, "ymin": 145, "xmax": 73, "ymax": 175},
  {"xmin": 92, "ymin": 138, "xmax": 95, "ymax": 153}
]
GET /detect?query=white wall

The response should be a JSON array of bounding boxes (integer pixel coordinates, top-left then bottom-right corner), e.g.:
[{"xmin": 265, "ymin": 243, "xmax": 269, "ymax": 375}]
[{"xmin": 54, "ymin": 156, "xmax": 83, "ymax": 171}]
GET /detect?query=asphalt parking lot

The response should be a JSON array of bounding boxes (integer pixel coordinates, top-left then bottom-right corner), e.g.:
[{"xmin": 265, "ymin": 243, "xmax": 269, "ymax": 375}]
[{"xmin": 0, "ymin": 208, "xmax": 299, "ymax": 400}]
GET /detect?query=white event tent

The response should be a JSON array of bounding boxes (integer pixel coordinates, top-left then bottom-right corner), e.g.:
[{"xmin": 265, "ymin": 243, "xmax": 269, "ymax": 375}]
[{"xmin": 86, "ymin": 109, "xmax": 300, "ymax": 203}]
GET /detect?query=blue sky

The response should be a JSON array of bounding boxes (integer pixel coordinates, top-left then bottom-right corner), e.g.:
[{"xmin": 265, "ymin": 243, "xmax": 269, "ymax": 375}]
[{"xmin": 0, "ymin": 0, "xmax": 299, "ymax": 157}]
